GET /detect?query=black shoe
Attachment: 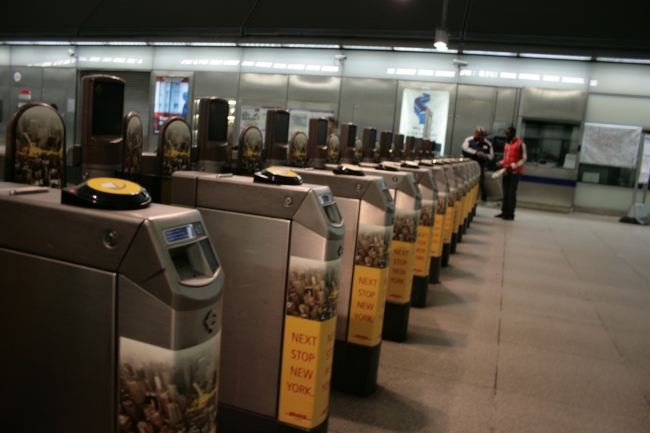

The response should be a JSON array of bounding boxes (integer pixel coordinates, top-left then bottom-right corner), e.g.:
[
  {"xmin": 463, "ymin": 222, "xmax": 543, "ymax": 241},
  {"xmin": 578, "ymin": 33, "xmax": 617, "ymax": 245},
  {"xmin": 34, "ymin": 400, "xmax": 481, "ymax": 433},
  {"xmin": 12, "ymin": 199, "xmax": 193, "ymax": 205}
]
[
  {"xmin": 495, "ymin": 213, "xmax": 504, "ymax": 218},
  {"xmin": 503, "ymin": 215, "xmax": 515, "ymax": 220}
]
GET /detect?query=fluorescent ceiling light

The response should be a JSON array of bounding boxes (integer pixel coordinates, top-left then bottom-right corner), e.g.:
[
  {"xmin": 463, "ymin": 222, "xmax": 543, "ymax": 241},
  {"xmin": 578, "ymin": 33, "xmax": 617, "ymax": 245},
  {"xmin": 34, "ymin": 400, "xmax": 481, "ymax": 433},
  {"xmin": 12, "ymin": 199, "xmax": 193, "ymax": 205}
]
[
  {"xmin": 35, "ymin": 41, "xmax": 71, "ymax": 46},
  {"xmin": 396, "ymin": 69, "xmax": 416, "ymax": 75},
  {"xmin": 500, "ymin": 72, "xmax": 517, "ymax": 79},
  {"xmin": 321, "ymin": 66, "xmax": 339, "ymax": 72},
  {"xmin": 189, "ymin": 42, "xmax": 236, "ymax": 47},
  {"xmin": 113, "ymin": 58, "xmax": 126, "ymax": 63},
  {"xmin": 520, "ymin": 53, "xmax": 591, "ymax": 61},
  {"xmin": 288, "ymin": 64, "xmax": 306, "ymax": 70},
  {"xmin": 387, "ymin": 68, "xmax": 396, "ymax": 74},
  {"xmin": 283, "ymin": 44, "xmax": 340, "ymax": 49},
  {"xmin": 395, "ymin": 47, "xmax": 438, "ymax": 53},
  {"xmin": 102, "ymin": 58, "xmax": 113, "ymax": 62},
  {"xmin": 223, "ymin": 60, "xmax": 239, "ymax": 65},
  {"xmin": 562, "ymin": 77, "xmax": 585, "ymax": 84},
  {"xmin": 228, "ymin": 100, "xmax": 237, "ymax": 104},
  {"xmin": 5, "ymin": 41, "xmax": 35, "ymax": 45},
  {"xmin": 107, "ymin": 41, "xmax": 147, "ymax": 46},
  {"xmin": 255, "ymin": 62, "xmax": 272, "ymax": 67},
  {"xmin": 418, "ymin": 70, "xmax": 434, "ymax": 76},
  {"xmin": 239, "ymin": 43, "xmax": 281, "ymax": 47},
  {"xmin": 273, "ymin": 63, "xmax": 287, "ymax": 69},
  {"xmin": 459, "ymin": 70, "xmax": 472, "ymax": 76},
  {"xmin": 590, "ymin": 80, "xmax": 598, "ymax": 86},
  {"xmin": 518, "ymin": 73, "xmax": 540, "ymax": 80},
  {"xmin": 209, "ymin": 60, "xmax": 223, "ymax": 65},
  {"xmin": 543, "ymin": 75, "xmax": 560, "ymax": 82},
  {"xmin": 306, "ymin": 65, "xmax": 321, "ymax": 71},
  {"xmin": 126, "ymin": 59, "xmax": 137, "ymax": 64},
  {"xmin": 434, "ymin": 28, "xmax": 448, "ymax": 51},
  {"xmin": 464, "ymin": 50, "xmax": 517, "ymax": 57},
  {"xmin": 89, "ymin": 57, "xmax": 101, "ymax": 62},
  {"xmin": 343, "ymin": 45, "xmax": 392, "ymax": 51},
  {"xmin": 242, "ymin": 61, "xmax": 255, "ymax": 66},
  {"xmin": 596, "ymin": 57, "xmax": 650, "ymax": 64},
  {"xmin": 435, "ymin": 70, "xmax": 455, "ymax": 77},
  {"xmin": 149, "ymin": 42, "xmax": 187, "ymax": 46},
  {"xmin": 74, "ymin": 41, "xmax": 108, "ymax": 45}
]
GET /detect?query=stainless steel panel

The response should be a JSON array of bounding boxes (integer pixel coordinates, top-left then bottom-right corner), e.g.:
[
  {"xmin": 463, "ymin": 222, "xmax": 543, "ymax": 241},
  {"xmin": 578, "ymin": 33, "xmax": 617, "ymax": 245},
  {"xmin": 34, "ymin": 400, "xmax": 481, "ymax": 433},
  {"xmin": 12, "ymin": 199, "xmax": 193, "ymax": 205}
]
[
  {"xmin": 288, "ymin": 75, "xmax": 341, "ymax": 103},
  {"xmin": 493, "ymin": 87, "xmax": 518, "ymax": 132},
  {"xmin": 518, "ymin": 181, "xmax": 575, "ymax": 212},
  {"xmin": 194, "ymin": 71, "xmax": 240, "ymax": 98},
  {"xmin": 332, "ymin": 197, "xmax": 360, "ymax": 340},
  {"xmin": 341, "ymin": 103, "xmax": 396, "ymax": 134},
  {"xmin": 395, "ymin": 81, "xmax": 457, "ymax": 151},
  {"xmin": 43, "ymin": 68, "xmax": 77, "ymax": 147},
  {"xmin": 523, "ymin": 164, "xmax": 578, "ymax": 180},
  {"xmin": 450, "ymin": 85, "xmax": 496, "ymax": 157},
  {"xmin": 519, "ymin": 87, "xmax": 587, "ymax": 122},
  {"xmin": 203, "ymin": 209, "xmax": 290, "ymax": 418},
  {"xmin": 118, "ymin": 275, "xmax": 222, "ymax": 350},
  {"xmin": 0, "ymin": 189, "xmax": 141, "ymax": 271},
  {"xmin": 0, "ymin": 248, "xmax": 115, "ymax": 433},
  {"xmin": 239, "ymin": 73, "xmax": 289, "ymax": 101},
  {"xmin": 340, "ymin": 78, "xmax": 398, "ymax": 105}
]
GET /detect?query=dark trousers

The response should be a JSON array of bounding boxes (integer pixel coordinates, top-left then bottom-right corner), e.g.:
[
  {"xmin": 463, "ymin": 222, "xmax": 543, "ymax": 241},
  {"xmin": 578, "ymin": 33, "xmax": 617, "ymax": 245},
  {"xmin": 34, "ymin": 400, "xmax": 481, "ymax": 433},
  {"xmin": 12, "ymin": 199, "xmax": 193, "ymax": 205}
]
[
  {"xmin": 479, "ymin": 173, "xmax": 487, "ymax": 201},
  {"xmin": 501, "ymin": 173, "xmax": 521, "ymax": 217}
]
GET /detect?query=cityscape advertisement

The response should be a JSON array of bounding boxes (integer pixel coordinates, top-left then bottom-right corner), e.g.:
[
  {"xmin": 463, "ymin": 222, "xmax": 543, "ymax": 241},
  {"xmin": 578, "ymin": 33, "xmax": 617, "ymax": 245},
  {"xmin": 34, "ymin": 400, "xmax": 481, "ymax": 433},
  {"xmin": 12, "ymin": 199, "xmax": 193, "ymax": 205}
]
[
  {"xmin": 399, "ymin": 89, "xmax": 449, "ymax": 154},
  {"xmin": 288, "ymin": 109, "xmax": 334, "ymax": 140},
  {"xmin": 154, "ymin": 77, "xmax": 190, "ymax": 134},
  {"xmin": 118, "ymin": 333, "xmax": 220, "ymax": 433}
]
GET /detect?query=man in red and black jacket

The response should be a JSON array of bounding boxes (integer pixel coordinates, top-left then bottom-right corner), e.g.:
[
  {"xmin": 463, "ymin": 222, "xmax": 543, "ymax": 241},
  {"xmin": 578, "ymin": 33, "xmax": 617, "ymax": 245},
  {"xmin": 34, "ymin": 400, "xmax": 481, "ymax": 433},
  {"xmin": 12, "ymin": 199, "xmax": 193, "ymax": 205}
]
[{"xmin": 495, "ymin": 126, "xmax": 527, "ymax": 220}]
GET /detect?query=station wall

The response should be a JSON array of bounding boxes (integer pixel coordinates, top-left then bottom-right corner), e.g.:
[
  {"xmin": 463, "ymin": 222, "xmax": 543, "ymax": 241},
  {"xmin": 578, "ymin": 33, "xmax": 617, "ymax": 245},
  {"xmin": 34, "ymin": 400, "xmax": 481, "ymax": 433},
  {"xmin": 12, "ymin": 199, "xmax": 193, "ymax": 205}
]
[{"xmin": 1, "ymin": 45, "xmax": 649, "ymax": 214}]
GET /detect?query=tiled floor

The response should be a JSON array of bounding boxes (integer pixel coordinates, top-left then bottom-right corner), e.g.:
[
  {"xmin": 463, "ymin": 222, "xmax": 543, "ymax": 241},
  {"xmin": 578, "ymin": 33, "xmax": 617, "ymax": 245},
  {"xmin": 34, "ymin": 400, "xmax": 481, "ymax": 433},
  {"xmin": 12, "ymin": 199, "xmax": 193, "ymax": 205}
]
[{"xmin": 328, "ymin": 206, "xmax": 650, "ymax": 432}]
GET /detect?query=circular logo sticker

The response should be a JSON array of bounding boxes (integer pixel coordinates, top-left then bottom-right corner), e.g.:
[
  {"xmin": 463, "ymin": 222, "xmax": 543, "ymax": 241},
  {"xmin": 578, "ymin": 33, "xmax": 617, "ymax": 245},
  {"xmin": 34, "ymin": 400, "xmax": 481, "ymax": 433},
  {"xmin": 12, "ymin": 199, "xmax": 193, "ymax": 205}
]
[
  {"xmin": 266, "ymin": 167, "xmax": 299, "ymax": 178},
  {"xmin": 87, "ymin": 177, "xmax": 142, "ymax": 195}
]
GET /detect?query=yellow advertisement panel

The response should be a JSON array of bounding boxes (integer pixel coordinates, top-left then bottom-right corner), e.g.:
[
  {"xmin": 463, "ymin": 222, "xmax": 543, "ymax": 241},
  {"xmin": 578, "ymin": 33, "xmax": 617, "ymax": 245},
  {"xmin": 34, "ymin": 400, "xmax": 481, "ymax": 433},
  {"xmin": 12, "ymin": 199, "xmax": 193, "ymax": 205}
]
[
  {"xmin": 278, "ymin": 316, "xmax": 336, "ymax": 429},
  {"xmin": 413, "ymin": 226, "xmax": 432, "ymax": 276},
  {"xmin": 347, "ymin": 265, "xmax": 390, "ymax": 346},
  {"xmin": 280, "ymin": 256, "xmax": 341, "ymax": 429},
  {"xmin": 387, "ymin": 240, "xmax": 416, "ymax": 303},
  {"xmin": 432, "ymin": 214, "xmax": 445, "ymax": 257},
  {"xmin": 452, "ymin": 195, "xmax": 462, "ymax": 234},
  {"xmin": 444, "ymin": 206, "xmax": 454, "ymax": 243}
]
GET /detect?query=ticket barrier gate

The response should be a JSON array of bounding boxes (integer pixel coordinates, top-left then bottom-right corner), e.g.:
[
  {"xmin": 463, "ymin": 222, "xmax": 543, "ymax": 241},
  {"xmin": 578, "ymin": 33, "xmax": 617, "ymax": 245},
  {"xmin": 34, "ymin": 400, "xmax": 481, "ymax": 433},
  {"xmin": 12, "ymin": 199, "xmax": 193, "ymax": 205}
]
[
  {"xmin": 437, "ymin": 161, "xmax": 457, "ymax": 267},
  {"xmin": 452, "ymin": 162, "xmax": 469, "ymax": 244},
  {"xmin": 171, "ymin": 168, "xmax": 345, "ymax": 433},
  {"xmin": 417, "ymin": 160, "xmax": 450, "ymax": 284},
  {"xmin": 370, "ymin": 161, "xmax": 439, "ymax": 308},
  {"xmin": 292, "ymin": 166, "xmax": 395, "ymax": 396},
  {"xmin": 0, "ymin": 178, "xmax": 223, "ymax": 433},
  {"xmin": 334, "ymin": 165, "xmax": 421, "ymax": 341}
]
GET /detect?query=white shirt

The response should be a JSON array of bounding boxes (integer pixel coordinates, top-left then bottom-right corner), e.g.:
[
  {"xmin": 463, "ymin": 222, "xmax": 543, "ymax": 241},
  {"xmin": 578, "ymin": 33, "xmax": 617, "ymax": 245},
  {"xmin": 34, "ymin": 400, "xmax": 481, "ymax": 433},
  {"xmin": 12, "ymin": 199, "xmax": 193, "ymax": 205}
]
[{"xmin": 461, "ymin": 136, "xmax": 494, "ymax": 160}]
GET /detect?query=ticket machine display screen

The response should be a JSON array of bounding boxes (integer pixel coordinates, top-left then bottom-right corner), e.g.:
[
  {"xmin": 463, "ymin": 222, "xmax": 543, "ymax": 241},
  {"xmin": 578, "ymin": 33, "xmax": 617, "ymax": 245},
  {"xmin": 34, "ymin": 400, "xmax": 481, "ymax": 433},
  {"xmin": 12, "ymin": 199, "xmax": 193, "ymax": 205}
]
[
  {"xmin": 317, "ymin": 121, "xmax": 327, "ymax": 144},
  {"xmin": 164, "ymin": 224, "xmax": 197, "ymax": 244},
  {"xmin": 208, "ymin": 100, "xmax": 229, "ymax": 141},
  {"xmin": 92, "ymin": 81, "xmax": 124, "ymax": 136},
  {"xmin": 275, "ymin": 112, "xmax": 290, "ymax": 143}
]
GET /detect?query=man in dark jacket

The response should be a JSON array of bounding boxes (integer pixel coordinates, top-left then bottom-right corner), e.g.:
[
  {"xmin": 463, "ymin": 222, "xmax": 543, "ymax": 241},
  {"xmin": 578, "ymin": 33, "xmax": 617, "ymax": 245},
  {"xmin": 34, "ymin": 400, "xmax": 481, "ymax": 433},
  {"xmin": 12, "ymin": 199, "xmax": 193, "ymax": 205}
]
[{"xmin": 461, "ymin": 126, "xmax": 494, "ymax": 201}]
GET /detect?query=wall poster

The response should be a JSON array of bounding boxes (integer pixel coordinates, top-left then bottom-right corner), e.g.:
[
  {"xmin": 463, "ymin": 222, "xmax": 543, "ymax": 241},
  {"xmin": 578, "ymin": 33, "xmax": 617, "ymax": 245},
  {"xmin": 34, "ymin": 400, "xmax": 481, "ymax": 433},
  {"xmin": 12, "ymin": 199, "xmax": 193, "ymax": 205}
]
[
  {"xmin": 154, "ymin": 77, "xmax": 190, "ymax": 134},
  {"xmin": 638, "ymin": 134, "xmax": 650, "ymax": 184},
  {"xmin": 288, "ymin": 109, "xmax": 334, "ymax": 141},
  {"xmin": 399, "ymin": 89, "xmax": 449, "ymax": 154}
]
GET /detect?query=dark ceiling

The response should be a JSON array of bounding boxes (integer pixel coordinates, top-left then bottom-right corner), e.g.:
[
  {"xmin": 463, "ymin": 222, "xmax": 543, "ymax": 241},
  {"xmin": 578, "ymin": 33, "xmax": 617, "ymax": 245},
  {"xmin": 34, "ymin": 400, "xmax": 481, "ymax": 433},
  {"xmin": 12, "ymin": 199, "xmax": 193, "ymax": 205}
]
[{"xmin": 2, "ymin": 0, "xmax": 649, "ymax": 56}]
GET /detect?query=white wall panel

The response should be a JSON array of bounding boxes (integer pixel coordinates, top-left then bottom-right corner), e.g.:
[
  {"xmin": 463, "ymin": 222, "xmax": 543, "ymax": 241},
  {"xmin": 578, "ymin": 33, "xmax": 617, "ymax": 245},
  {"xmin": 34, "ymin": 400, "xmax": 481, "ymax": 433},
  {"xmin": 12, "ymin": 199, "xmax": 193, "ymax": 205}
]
[
  {"xmin": 590, "ymin": 63, "xmax": 650, "ymax": 97},
  {"xmin": 585, "ymin": 94, "xmax": 650, "ymax": 130}
]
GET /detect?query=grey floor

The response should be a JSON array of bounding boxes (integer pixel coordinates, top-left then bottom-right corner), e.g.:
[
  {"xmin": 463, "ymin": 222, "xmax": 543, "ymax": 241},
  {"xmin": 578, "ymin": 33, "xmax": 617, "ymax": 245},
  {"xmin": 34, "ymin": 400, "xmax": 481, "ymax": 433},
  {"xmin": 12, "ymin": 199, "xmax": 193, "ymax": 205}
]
[{"xmin": 328, "ymin": 206, "xmax": 650, "ymax": 433}]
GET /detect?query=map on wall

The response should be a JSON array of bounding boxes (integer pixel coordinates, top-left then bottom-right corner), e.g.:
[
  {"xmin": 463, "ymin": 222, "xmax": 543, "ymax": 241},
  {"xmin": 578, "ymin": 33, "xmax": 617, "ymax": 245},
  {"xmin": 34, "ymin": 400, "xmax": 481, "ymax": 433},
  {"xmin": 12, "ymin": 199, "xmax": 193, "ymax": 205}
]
[
  {"xmin": 288, "ymin": 109, "xmax": 334, "ymax": 139},
  {"xmin": 581, "ymin": 123, "xmax": 642, "ymax": 169}
]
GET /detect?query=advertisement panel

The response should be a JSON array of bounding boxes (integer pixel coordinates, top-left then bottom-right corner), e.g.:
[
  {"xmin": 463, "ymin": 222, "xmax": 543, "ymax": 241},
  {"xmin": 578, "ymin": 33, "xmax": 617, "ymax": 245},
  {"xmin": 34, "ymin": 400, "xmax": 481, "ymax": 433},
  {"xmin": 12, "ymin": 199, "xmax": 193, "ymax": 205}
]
[
  {"xmin": 153, "ymin": 77, "xmax": 189, "ymax": 134},
  {"xmin": 399, "ymin": 89, "xmax": 449, "ymax": 154}
]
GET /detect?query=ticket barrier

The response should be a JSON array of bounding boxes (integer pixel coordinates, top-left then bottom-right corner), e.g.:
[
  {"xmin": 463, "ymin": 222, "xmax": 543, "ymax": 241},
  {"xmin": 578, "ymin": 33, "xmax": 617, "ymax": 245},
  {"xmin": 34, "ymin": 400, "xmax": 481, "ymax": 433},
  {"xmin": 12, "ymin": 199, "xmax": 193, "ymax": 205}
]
[
  {"xmin": 437, "ymin": 161, "xmax": 457, "ymax": 267},
  {"xmin": 171, "ymin": 168, "xmax": 345, "ymax": 433},
  {"xmin": 417, "ymin": 160, "xmax": 450, "ymax": 284},
  {"xmin": 452, "ymin": 161, "xmax": 469, "ymax": 244},
  {"xmin": 0, "ymin": 178, "xmax": 224, "ymax": 433},
  {"xmin": 335, "ymin": 164, "xmax": 422, "ymax": 341},
  {"xmin": 292, "ymin": 166, "xmax": 394, "ymax": 396},
  {"xmin": 371, "ymin": 161, "xmax": 439, "ymax": 308}
]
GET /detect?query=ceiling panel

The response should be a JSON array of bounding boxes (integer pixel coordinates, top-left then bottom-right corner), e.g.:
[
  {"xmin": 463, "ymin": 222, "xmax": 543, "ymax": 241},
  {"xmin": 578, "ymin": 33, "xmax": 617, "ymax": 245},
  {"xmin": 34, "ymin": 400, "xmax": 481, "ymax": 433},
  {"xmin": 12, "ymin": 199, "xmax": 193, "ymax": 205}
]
[
  {"xmin": 246, "ymin": 0, "xmax": 469, "ymax": 38},
  {"xmin": 0, "ymin": 1, "xmax": 98, "ymax": 36},
  {"xmin": 80, "ymin": 0, "xmax": 258, "ymax": 37}
]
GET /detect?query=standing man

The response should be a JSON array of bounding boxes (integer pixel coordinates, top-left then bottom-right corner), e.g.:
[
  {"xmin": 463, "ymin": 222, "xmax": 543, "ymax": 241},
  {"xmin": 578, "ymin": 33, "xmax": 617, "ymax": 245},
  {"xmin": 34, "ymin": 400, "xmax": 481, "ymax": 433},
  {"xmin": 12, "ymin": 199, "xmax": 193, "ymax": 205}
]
[
  {"xmin": 461, "ymin": 126, "xmax": 494, "ymax": 202},
  {"xmin": 495, "ymin": 126, "xmax": 527, "ymax": 220}
]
